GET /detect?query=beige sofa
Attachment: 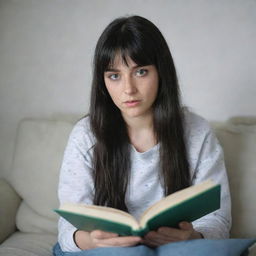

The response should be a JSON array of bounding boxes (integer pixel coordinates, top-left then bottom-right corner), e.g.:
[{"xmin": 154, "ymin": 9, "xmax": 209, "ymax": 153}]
[{"xmin": 0, "ymin": 116, "xmax": 256, "ymax": 256}]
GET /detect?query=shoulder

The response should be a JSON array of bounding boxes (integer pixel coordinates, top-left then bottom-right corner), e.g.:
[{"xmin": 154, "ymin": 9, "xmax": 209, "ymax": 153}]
[
  {"xmin": 67, "ymin": 115, "xmax": 95, "ymax": 152},
  {"xmin": 182, "ymin": 108, "xmax": 222, "ymax": 176},
  {"xmin": 71, "ymin": 115, "xmax": 91, "ymax": 134},
  {"xmin": 182, "ymin": 107, "xmax": 212, "ymax": 138}
]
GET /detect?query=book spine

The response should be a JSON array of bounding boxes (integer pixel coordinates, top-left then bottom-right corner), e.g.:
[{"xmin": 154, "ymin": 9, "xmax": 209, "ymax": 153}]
[{"xmin": 131, "ymin": 226, "xmax": 150, "ymax": 237}]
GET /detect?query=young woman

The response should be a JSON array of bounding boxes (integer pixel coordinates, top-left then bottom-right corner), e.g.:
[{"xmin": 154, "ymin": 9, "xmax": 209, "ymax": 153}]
[{"xmin": 53, "ymin": 15, "xmax": 231, "ymax": 255}]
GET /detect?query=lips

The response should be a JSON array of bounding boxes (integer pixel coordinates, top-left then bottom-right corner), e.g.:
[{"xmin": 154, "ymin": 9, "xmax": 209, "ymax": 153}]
[
  {"xmin": 124, "ymin": 100, "xmax": 141, "ymax": 107},
  {"xmin": 125, "ymin": 100, "xmax": 139, "ymax": 103}
]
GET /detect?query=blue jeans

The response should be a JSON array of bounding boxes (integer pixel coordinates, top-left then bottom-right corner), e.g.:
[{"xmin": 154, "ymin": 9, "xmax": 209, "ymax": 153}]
[
  {"xmin": 53, "ymin": 239, "xmax": 255, "ymax": 256},
  {"xmin": 53, "ymin": 243, "xmax": 154, "ymax": 256}
]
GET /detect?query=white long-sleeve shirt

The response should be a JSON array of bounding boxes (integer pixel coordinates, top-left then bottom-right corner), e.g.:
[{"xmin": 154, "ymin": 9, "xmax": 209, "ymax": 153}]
[{"xmin": 57, "ymin": 110, "xmax": 231, "ymax": 252}]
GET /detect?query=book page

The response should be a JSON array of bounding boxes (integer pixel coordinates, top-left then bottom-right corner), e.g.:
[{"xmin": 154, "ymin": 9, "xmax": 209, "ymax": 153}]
[
  {"xmin": 139, "ymin": 180, "xmax": 216, "ymax": 227},
  {"xmin": 60, "ymin": 203, "xmax": 140, "ymax": 229}
]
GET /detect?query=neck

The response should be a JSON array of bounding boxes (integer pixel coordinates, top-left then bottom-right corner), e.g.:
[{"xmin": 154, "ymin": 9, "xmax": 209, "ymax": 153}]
[
  {"xmin": 123, "ymin": 112, "xmax": 154, "ymax": 133},
  {"xmin": 122, "ymin": 112, "xmax": 157, "ymax": 152}
]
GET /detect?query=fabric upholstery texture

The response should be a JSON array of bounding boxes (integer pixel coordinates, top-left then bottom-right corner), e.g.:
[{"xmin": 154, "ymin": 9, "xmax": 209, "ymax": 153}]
[
  {"xmin": 0, "ymin": 179, "xmax": 21, "ymax": 242},
  {"xmin": 8, "ymin": 119, "xmax": 74, "ymax": 234},
  {"xmin": 0, "ymin": 232, "xmax": 56, "ymax": 256},
  {"xmin": 214, "ymin": 122, "xmax": 256, "ymax": 237}
]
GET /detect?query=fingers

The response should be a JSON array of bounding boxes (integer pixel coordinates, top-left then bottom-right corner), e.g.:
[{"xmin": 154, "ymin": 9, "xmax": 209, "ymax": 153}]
[
  {"xmin": 178, "ymin": 222, "xmax": 203, "ymax": 239},
  {"xmin": 145, "ymin": 231, "xmax": 174, "ymax": 242},
  {"xmin": 96, "ymin": 236, "xmax": 142, "ymax": 247},
  {"xmin": 156, "ymin": 227, "xmax": 186, "ymax": 240},
  {"xmin": 142, "ymin": 231, "xmax": 174, "ymax": 247},
  {"xmin": 143, "ymin": 222, "xmax": 195, "ymax": 247},
  {"xmin": 142, "ymin": 238, "xmax": 159, "ymax": 248},
  {"xmin": 90, "ymin": 230, "xmax": 142, "ymax": 247},
  {"xmin": 157, "ymin": 223, "xmax": 193, "ymax": 240},
  {"xmin": 88, "ymin": 222, "xmax": 196, "ymax": 249},
  {"xmin": 179, "ymin": 221, "xmax": 193, "ymax": 231}
]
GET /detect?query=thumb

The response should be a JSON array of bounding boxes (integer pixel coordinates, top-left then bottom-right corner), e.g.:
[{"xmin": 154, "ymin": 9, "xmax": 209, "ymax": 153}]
[{"xmin": 179, "ymin": 221, "xmax": 193, "ymax": 231}]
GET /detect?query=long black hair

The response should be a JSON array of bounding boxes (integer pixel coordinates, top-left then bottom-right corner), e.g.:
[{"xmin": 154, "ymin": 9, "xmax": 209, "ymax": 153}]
[{"xmin": 89, "ymin": 15, "xmax": 190, "ymax": 211}]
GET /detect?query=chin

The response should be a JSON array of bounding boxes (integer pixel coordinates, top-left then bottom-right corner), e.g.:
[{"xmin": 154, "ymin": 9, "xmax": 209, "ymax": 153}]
[{"xmin": 122, "ymin": 110, "xmax": 147, "ymax": 119}]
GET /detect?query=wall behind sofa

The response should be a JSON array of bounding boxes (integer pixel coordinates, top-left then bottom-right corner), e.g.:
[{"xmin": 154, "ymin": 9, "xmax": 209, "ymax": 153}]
[{"xmin": 0, "ymin": 0, "xmax": 255, "ymax": 179}]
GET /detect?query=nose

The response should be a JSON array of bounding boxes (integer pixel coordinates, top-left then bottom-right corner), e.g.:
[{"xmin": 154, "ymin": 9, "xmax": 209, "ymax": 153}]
[{"xmin": 124, "ymin": 75, "xmax": 137, "ymax": 95}]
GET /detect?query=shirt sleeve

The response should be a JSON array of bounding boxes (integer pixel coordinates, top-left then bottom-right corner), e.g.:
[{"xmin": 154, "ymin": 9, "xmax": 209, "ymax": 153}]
[
  {"xmin": 191, "ymin": 124, "xmax": 232, "ymax": 239},
  {"xmin": 57, "ymin": 119, "xmax": 94, "ymax": 252}
]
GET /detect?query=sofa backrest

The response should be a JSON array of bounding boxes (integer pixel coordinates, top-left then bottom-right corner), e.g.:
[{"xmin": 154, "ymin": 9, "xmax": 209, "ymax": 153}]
[
  {"xmin": 7, "ymin": 116, "xmax": 256, "ymax": 238},
  {"xmin": 8, "ymin": 118, "xmax": 75, "ymax": 234},
  {"xmin": 213, "ymin": 119, "xmax": 256, "ymax": 238}
]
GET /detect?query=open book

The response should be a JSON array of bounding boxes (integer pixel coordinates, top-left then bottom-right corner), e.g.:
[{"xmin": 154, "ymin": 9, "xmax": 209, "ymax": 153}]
[{"xmin": 54, "ymin": 180, "xmax": 220, "ymax": 236}]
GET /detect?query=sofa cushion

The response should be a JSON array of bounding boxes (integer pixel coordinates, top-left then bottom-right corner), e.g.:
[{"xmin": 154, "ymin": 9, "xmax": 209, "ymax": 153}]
[
  {"xmin": 0, "ymin": 179, "xmax": 21, "ymax": 243},
  {"xmin": 213, "ymin": 121, "xmax": 256, "ymax": 238},
  {"xmin": 0, "ymin": 231, "xmax": 56, "ymax": 256},
  {"xmin": 9, "ymin": 118, "xmax": 75, "ymax": 234}
]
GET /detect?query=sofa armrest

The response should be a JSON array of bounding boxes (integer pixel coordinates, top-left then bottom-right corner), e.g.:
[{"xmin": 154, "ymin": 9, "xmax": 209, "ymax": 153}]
[
  {"xmin": 249, "ymin": 243, "xmax": 256, "ymax": 256},
  {"xmin": 0, "ymin": 178, "xmax": 21, "ymax": 243}
]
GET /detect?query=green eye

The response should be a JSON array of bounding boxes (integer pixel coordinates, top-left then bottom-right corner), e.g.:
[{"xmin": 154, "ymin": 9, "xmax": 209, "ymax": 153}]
[{"xmin": 136, "ymin": 69, "xmax": 148, "ymax": 77}]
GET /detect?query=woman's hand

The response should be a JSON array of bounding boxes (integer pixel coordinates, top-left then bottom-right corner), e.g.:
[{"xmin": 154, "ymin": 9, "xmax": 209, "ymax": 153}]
[
  {"xmin": 74, "ymin": 230, "xmax": 142, "ymax": 250},
  {"xmin": 142, "ymin": 222, "xmax": 203, "ymax": 248}
]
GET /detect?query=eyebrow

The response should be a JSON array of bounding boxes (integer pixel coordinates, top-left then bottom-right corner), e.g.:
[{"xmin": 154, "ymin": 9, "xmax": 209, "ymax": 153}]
[
  {"xmin": 104, "ymin": 64, "xmax": 144, "ymax": 72},
  {"xmin": 104, "ymin": 68, "xmax": 121, "ymax": 72}
]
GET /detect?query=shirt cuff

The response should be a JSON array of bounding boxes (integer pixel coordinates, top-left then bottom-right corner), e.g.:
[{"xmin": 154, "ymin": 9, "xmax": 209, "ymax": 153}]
[
  {"xmin": 194, "ymin": 226, "xmax": 229, "ymax": 239},
  {"xmin": 59, "ymin": 226, "xmax": 82, "ymax": 252}
]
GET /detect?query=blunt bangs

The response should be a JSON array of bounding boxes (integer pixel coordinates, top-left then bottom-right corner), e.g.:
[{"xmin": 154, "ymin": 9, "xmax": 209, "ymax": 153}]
[{"xmin": 98, "ymin": 21, "xmax": 157, "ymax": 73}]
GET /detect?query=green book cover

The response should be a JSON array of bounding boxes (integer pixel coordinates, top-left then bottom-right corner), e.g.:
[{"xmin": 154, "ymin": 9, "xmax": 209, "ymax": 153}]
[
  {"xmin": 54, "ymin": 209, "xmax": 135, "ymax": 236},
  {"xmin": 54, "ymin": 180, "xmax": 220, "ymax": 236}
]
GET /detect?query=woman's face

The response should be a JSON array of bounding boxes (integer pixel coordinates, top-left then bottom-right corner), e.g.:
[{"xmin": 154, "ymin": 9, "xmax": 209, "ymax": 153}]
[{"xmin": 104, "ymin": 54, "xmax": 159, "ymax": 121}]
